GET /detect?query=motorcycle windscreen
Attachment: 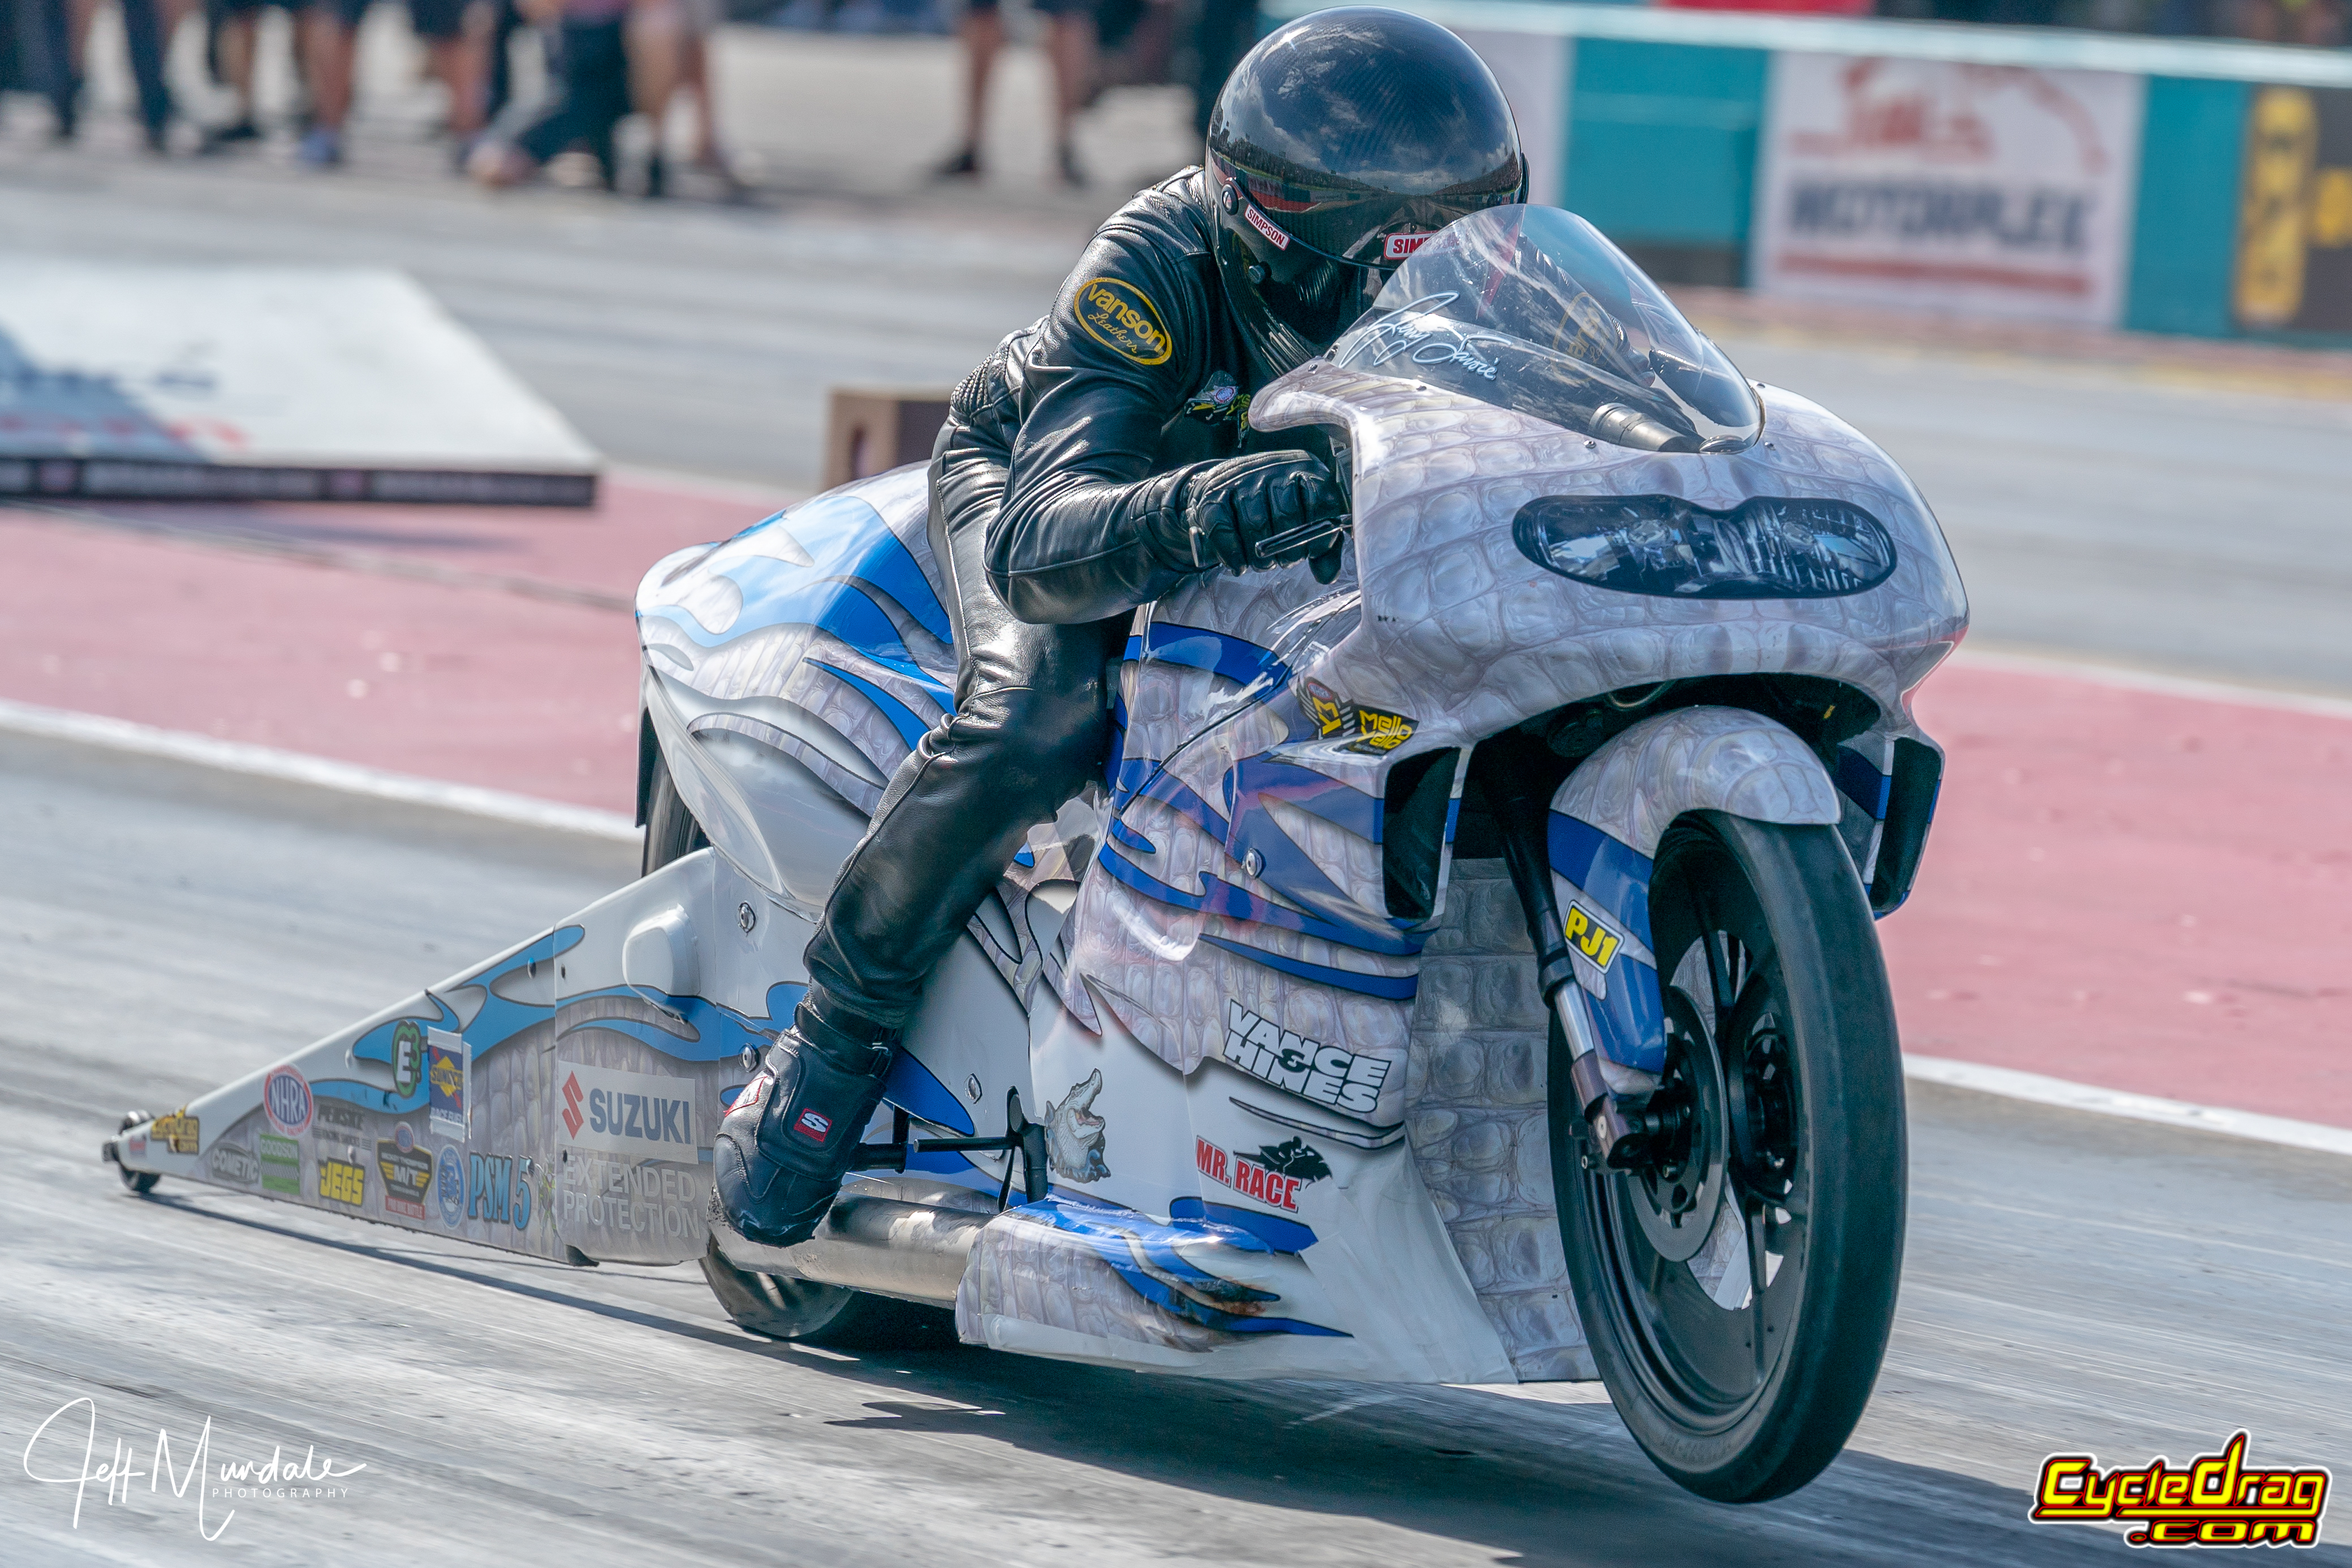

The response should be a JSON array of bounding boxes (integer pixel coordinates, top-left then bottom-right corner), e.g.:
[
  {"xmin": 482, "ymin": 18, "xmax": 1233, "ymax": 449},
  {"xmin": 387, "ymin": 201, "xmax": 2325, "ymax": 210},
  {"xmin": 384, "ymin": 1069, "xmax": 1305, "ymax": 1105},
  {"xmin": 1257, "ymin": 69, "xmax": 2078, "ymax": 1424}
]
[{"xmin": 1327, "ymin": 205, "xmax": 1762, "ymax": 455}]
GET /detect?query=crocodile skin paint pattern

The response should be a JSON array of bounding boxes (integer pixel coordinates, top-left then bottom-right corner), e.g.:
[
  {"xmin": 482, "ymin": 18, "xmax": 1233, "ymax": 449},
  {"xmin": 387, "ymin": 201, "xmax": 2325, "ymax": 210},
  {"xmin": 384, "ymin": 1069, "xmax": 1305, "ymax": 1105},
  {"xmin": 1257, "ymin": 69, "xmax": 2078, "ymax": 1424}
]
[{"xmin": 1552, "ymin": 707, "xmax": 1845, "ymax": 859}]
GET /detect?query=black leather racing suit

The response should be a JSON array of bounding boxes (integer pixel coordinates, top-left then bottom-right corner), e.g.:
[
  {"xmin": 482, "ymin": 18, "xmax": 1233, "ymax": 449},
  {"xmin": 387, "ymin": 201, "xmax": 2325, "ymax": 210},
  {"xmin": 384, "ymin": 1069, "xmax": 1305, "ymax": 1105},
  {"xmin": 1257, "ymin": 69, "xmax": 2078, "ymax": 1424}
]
[{"xmin": 799, "ymin": 167, "xmax": 1285, "ymax": 1035}]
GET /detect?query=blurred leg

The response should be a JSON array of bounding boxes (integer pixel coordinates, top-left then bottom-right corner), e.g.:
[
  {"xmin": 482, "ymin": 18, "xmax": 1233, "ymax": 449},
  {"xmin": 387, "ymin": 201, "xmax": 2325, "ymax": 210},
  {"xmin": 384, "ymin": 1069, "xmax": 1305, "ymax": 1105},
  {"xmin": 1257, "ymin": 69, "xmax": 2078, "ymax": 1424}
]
[
  {"xmin": 938, "ymin": 1, "xmax": 997, "ymax": 171},
  {"xmin": 32, "ymin": 0, "xmax": 79, "ymax": 136},
  {"xmin": 121, "ymin": 0, "xmax": 175, "ymax": 141},
  {"xmin": 1046, "ymin": 8, "xmax": 1091, "ymax": 184},
  {"xmin": 295, "ymin": 1, "xmax": 352, "ymax": 161},
  {"xmin": 212, "ymin": 6, "xmax": 257, "ymax": 126}
]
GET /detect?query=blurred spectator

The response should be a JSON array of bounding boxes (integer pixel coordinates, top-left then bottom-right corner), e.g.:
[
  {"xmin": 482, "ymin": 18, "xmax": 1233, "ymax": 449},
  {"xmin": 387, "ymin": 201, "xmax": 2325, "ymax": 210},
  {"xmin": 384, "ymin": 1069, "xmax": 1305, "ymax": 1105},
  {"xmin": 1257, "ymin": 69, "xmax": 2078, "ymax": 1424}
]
[
  {"xmin": 290, "ymin": 0, "xmax": 363, "ymax": 165},
  {"xmin": 470, "ymin": 0, "xmax": 630, "ymax": 187},
  {"xmin": 410, "ymin": 0, "xmax": 491, "ymax": 151},
  {"xmin": 935, "ymin": 0, "xmax": 1095, "ymax": 189},
  {"xmin": 1188, "ymin": 0, "xmax": 1248, "ymax": 139},
  {"xmin": 627, "ymin": 0, "xmax": 735, "ymax": 192},
  {"xmin": 20, "ymin": 0, "xmax": 183, "ymax": 144},
  {"xmin": 2225, "ymin": 0, "xmax": 2346, "ymax": 40}
]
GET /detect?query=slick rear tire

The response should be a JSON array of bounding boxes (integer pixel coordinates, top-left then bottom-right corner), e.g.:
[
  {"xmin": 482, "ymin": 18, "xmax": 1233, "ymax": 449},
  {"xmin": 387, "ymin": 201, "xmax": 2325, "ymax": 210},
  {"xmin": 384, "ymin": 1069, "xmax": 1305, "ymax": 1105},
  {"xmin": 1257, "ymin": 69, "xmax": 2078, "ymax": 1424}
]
[
  {"xmin": 698, "ymin": 1240, "xmax": 957, "ymax": 1350},
  {"xmin": 642, "ymin": 742, "xmax": 710, "ymax": 876},
  {"xmin": 1555, "ymin": 812, "xmax": 1905, "ymax": 1503},
  {"xmin": 655, "ymin": 744, "xmax": 956, "ymax": 1353}
]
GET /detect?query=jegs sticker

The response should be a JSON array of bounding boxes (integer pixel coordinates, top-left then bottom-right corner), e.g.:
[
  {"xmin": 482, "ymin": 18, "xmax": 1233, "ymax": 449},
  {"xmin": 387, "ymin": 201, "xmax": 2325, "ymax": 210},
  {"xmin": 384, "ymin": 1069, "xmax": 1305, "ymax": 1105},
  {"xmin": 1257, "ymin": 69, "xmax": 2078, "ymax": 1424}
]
[
  {"xmin": 318, "ymin": 1157, "xmax": 367, "ymax": 1208},
  {"xmin": 1074, "ymin": 276, "xmax": 1172, "ymax": 366},
  {"xmin": 1221, "ymin": 1001, "xmax": 1391, "ymax": 1115}
]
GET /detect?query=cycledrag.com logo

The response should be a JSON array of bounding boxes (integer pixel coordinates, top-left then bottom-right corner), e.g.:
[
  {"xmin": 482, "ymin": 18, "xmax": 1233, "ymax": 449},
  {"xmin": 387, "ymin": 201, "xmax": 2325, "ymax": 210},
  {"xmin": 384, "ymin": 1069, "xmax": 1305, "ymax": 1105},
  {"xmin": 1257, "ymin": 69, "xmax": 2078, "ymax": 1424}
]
[
  {"xmin": 22, "ymin": 1394, "xmax": 366, "ymax": 1543},
  {"xmin": 2032, "ymin": 1431, "xmax": 2331, "ymax": 1548}
]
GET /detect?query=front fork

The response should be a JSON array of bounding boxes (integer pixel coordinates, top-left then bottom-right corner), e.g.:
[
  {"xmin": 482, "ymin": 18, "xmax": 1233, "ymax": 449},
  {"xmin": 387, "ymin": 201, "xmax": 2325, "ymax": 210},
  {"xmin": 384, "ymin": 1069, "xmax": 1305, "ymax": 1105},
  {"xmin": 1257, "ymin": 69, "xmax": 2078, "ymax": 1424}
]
[{"xmin": 1484, "ymin": 734, "xmax": 1674, "ymax": 1170}]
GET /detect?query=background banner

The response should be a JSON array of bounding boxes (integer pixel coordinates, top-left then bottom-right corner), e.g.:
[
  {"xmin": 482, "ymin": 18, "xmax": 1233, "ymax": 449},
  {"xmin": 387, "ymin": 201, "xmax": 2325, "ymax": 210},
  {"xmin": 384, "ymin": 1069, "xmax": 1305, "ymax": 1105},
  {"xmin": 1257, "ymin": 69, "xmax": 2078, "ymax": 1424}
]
[{"xmin": 1751, "ymin": 53, "xmax": 2146, "ymax": 326}]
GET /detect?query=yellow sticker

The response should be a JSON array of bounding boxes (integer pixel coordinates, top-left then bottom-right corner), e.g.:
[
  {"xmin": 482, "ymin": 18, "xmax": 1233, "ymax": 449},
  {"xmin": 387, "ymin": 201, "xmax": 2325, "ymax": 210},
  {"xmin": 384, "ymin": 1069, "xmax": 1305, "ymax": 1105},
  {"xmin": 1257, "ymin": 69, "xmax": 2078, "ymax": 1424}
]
[
  {"xmin": 1347, "ymin": 708, "xmax": 1416, "ymax": 755},
  {"xmin": 150, "ymin": 1109, "xmax": 200, "ymax": 1156},
  {"xmin": 1562, "ymin": 901, "xmax": 1623, "ymax": 970},
  {"xmin": 1074, "ymin": 277, "xmax": 1173, "ymax": 367},
  {"xmin": 1298, "ymin": 678, "xmax": 1347, "ymax": 739},
  {"xmin": 319, "ymin": 1157, "xmax": 368, "ymax": 1208}
]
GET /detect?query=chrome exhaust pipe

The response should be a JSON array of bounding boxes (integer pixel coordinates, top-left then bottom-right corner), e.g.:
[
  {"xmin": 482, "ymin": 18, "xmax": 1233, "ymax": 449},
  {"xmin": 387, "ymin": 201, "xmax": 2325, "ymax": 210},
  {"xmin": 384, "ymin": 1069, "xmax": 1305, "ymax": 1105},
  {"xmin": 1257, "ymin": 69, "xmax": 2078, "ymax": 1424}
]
[{"xmin": 707, "ymin": 1190, "xmax": 992, "ymax": 1308}]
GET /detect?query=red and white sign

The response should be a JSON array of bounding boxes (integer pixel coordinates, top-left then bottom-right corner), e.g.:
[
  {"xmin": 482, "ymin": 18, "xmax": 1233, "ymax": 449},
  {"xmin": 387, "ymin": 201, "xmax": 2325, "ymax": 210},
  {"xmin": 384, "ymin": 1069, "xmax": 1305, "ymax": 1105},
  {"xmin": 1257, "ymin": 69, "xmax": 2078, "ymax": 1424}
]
[
  {"xmin": 1384, "ymin": 231, "xmax": 1433, "ymax": 262},
  {"xmin": 1751, "ymin": 54, "xmax": 2144, "ymax": 326},
  {"xmin": 1195, "ymin": 1136, "xmax": 1302, "ymax": 1213}
]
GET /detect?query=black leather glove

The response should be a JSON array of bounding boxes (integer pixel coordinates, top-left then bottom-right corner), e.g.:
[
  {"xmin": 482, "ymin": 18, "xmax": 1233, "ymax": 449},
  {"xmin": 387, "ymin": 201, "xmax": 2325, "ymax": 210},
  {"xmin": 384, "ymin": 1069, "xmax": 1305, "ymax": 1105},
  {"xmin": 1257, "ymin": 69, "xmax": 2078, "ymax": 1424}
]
[{"xmin": 1164, "ymin": 451, "xmax": 1350, "ymax": 578}]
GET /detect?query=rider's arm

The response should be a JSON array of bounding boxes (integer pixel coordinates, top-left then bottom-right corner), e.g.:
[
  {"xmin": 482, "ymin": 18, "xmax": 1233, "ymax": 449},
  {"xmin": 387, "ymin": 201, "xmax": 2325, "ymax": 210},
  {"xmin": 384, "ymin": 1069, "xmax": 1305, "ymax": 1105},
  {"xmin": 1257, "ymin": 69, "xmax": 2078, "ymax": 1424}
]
[{"xmin": 981, "ymin": 223, "xmax": 1208, "ymax": 624}]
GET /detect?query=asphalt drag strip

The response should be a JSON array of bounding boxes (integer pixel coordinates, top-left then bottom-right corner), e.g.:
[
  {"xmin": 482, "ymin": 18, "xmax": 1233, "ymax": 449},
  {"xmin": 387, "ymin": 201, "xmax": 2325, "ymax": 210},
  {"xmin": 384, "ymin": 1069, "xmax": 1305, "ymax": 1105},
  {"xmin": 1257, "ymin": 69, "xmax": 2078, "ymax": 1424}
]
[{"xmin": 2, "ymin": 731, "xmax": 2346, "ymax": 1565}]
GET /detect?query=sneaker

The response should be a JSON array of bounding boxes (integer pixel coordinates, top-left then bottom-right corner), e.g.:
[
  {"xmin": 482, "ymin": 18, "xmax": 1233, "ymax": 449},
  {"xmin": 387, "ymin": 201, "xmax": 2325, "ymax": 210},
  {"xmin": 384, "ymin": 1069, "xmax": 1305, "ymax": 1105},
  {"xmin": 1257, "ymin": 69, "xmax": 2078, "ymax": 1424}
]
[
  {"xmin": 200, "ymin": 118, "xmax": 260, "ymax": 154},
  {"xmin": 296, "ymin": 126, "xmax": 343, "ymax": 169},
  {"xmin": 933, "ymin": 144, "xmax": 980, "ymax": 180},
  {"xmin": 712, "ymin": 1007, "xmax": 896, "ymax": 1248}
]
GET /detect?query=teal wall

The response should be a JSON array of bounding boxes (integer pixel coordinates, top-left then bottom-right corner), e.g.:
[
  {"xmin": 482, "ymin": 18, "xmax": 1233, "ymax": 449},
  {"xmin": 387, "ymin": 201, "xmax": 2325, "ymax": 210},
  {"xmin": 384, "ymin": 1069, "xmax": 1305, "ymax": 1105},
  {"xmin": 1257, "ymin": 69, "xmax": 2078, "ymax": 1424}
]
[
  {"xmin": 1562, "ymin": 40, "xmax": 1769, "ymax": 259},
  {"xmin": 2123, "ymin": 77, "xmax": 2249, "ymax": 337}
]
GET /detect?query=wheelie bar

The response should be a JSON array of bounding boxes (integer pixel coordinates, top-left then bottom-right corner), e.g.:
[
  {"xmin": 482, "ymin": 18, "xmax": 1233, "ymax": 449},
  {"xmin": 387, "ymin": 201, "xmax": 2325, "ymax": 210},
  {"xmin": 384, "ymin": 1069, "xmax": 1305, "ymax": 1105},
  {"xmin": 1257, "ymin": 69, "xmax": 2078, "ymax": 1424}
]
[{"xmin": 848, "ymin": 1089, "xmax": 1050, "ymax": 1205}]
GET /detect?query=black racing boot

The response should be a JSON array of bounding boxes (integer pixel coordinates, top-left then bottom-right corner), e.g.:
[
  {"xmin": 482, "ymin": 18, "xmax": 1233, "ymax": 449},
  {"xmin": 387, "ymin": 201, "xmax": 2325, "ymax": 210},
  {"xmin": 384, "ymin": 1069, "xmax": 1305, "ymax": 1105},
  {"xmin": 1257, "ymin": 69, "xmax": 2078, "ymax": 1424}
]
[{"xmin": 713, "ymin": 1000, "xmax": 895, "ymax": 1248}]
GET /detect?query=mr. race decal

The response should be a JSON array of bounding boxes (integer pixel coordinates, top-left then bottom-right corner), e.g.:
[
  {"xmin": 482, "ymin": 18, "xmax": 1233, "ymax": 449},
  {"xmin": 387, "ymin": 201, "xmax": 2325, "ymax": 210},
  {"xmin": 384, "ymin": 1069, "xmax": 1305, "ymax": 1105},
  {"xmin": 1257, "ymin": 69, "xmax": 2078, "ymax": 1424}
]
[
  {"xmin": 1196, "ymin": 1135, "xmax": 1331, "ymax": 1212},
  {"xmin": 1296, "ymin": 678, "xmax": 1416, "ymax": 755},
  {"xmin": 1074, "ymin": 277, "xmax": 1172, "ymax": 367},
  {"xmin": 262, "ymin": 1066, "xmax": 312, "ymax": 1137},
  {"xmin": 557, "ymin": 1063, "xmax": 696, "ymax": 1158},
  {"xmin": 1222, "ymin": 1001, "xmax": 1391, "ymax": 1115}
]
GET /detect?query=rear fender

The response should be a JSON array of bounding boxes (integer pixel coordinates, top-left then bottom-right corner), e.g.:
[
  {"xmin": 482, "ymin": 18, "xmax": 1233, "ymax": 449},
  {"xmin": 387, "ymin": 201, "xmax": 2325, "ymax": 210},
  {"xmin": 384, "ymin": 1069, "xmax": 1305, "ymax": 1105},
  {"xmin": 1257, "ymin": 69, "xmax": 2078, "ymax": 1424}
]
[{"xmin": 1546, "ymin": 707, "xmax": 1842, "ymax": 1076}]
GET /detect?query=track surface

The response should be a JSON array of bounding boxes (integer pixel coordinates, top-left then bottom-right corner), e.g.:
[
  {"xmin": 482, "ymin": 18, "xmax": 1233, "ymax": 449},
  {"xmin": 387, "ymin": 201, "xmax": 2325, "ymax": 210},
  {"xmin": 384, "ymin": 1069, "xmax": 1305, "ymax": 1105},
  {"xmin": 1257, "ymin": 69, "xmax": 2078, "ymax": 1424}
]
[{"xmin": 5, "ymin": 733, "xmax": 2349, "ymax": 1564}]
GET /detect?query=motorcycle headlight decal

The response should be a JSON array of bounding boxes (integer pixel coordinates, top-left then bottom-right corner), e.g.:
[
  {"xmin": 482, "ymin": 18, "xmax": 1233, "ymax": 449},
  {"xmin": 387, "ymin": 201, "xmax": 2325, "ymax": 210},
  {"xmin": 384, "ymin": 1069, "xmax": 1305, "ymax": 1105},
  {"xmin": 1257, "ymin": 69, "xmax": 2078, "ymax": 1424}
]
[{"xmin": 1512, "ymin": 494, "xmax": 1897, "ymax": 600}]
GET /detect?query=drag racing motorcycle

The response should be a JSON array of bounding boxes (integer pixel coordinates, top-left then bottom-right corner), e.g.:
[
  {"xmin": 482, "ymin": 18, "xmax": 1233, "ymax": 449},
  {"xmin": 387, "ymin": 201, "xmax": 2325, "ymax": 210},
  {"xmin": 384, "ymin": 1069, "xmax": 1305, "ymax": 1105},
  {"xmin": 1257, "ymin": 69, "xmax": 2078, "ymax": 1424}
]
[{"xmin": 107, "ymin": 206, "xmax": 1965, "ymax": 1502}]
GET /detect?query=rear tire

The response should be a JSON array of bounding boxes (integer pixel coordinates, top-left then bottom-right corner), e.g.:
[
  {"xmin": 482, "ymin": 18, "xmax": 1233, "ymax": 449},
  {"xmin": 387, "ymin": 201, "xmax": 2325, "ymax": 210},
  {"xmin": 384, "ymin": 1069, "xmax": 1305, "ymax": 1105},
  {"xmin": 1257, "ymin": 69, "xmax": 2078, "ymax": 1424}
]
[
  {"xmin": 698, "ymin": 1240, "xmax": 957, "ymax": 1349},
  {"xmin": 1554, "ymin": 812, "xmax": 1905, "ymax": 1502},
  {"xmin": 648, "ymin": 735, "xmax": 954, "ymax": 1351}
]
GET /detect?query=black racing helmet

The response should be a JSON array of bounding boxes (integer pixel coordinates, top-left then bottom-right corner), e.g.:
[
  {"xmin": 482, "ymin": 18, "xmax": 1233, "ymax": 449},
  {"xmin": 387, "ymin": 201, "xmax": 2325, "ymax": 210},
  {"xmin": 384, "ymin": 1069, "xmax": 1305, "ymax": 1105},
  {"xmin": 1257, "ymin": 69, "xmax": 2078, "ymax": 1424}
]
[{"xmin": 1205, "ymin": 7, "xmax": 1528, "ymax": 380}]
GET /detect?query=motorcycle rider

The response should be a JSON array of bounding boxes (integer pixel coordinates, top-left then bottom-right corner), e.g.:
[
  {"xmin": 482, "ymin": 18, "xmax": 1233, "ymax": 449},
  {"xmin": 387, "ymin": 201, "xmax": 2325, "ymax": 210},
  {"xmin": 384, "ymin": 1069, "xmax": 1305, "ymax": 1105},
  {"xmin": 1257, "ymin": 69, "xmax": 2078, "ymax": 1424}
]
[{"xmin": 714, "ymin": 6, "xmax": 1528, "ymax": 1247}]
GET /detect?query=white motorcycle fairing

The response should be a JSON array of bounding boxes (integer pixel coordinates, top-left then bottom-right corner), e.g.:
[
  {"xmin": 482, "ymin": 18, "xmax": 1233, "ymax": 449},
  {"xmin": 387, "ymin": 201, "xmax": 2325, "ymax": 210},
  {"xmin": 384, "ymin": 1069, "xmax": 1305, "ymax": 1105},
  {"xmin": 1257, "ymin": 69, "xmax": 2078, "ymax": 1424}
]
[{"xmin": 110, "ymin": 247, "xmax": 1965, "ymax": 1394}]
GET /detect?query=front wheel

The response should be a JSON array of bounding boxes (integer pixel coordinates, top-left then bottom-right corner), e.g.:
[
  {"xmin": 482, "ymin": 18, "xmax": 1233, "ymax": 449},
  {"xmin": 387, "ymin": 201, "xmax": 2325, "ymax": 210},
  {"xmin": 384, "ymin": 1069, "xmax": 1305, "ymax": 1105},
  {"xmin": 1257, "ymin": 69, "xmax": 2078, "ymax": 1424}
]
[{"xmin": 1554, "ymin": 812, "xmax": 1905, "ymax": 1502}]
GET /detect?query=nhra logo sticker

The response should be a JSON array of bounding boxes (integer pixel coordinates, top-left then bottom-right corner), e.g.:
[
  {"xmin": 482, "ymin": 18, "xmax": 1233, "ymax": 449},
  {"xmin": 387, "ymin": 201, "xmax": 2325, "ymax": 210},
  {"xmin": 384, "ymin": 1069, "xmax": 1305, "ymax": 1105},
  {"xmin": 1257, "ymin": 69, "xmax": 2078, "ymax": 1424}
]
[
  {"xmin": 262, "ymin": 1066, "xmax": 313, "ymax": 1137},
  {"xmin": 557, "ymin": 1063, "xmax": 697, "ymax": 1156},
  {"xmin": 1196, "ymin": 1135, "xmax": 1331, "ymax": 1212},
  {"xmin": 1222, "ymin": 1001, "xmax": 1392, "ymax": 1115},
  {"xmin": 1074, "ymin": 277, "xmax": 1172, "ymax": 367}
]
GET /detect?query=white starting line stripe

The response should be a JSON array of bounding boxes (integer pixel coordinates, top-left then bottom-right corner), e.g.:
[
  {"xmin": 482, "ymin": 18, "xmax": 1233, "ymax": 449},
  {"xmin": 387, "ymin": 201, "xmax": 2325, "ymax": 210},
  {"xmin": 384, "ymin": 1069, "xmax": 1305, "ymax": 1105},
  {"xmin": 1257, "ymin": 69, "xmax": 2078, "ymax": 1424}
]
[
  {"xmin": 1904, "ymin": 1056, "xmax": 2352, "ymax": 1160},
  {"xmin": 0, "ymin": 697, "xmax": 640, "ymax": 843},
  {"xmin": 7, "ymin": 696, "xmax": 2349, "ymax": 1160}
]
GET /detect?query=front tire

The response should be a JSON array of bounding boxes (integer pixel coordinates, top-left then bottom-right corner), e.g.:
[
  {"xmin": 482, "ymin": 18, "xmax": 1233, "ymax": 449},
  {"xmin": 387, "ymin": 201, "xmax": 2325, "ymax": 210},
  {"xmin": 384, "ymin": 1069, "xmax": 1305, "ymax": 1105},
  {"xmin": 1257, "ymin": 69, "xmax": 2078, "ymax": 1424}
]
[{"xmin": 1554, "ymin": 812, "xmax": 1905, "ymax": 1502}]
